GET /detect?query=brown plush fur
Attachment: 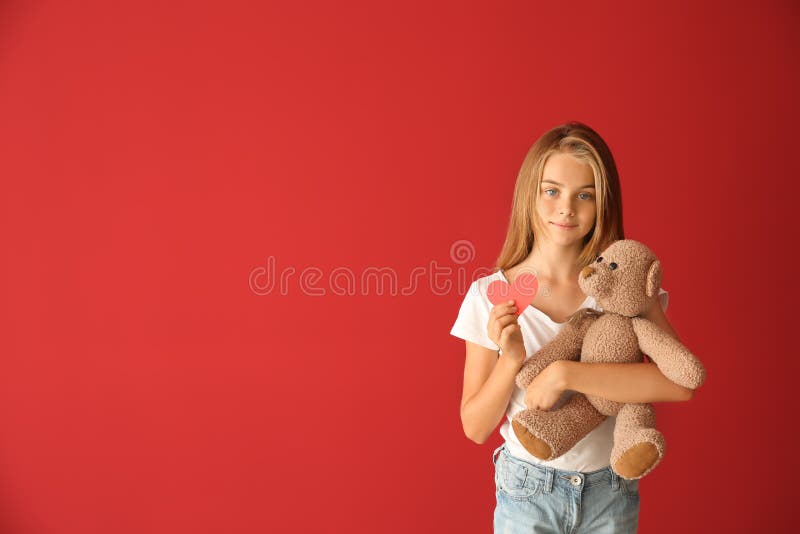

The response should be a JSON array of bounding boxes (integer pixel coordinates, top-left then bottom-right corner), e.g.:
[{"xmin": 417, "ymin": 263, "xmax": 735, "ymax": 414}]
[{"xmin": 511, "ymin": 240, "xmax": 706, "ymax": 480}]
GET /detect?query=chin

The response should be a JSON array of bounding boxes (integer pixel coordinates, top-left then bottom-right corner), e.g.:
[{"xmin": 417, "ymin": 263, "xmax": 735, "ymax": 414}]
[{"xmin": 547, "ymin": 227, "xmax": 586, "ymax": 242}]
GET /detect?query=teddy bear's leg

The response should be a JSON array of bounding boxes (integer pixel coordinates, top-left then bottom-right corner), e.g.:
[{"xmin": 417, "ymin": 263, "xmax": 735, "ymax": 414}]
[
  {"xmin": 611, "ymin": 403, "xmax": 666, "ymax": 480},
  {"xmin": 512, "ymin": 394, "xmax": 607, "ymax": 460}
]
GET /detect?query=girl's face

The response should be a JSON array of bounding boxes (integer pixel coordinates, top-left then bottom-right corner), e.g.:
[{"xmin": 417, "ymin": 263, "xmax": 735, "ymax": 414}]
[{"xmin": 534, "ymin": 152, "xmax": 597, "ymax": 246}]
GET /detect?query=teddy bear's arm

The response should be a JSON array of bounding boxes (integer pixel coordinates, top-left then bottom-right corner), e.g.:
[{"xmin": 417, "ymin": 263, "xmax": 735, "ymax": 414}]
[
  {"xmin": 515, "ymin": 310, "xmax": 598, "ymax": 390},
  {"xmin": 631, "ymin": 317, "xmax": 706, "ymax": 390}
]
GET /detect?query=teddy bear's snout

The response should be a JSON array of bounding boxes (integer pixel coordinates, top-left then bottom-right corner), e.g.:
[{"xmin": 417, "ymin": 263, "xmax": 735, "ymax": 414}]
[{"xmin": 580, "ymin": 266, "xmax": 595, "ymax": 279}]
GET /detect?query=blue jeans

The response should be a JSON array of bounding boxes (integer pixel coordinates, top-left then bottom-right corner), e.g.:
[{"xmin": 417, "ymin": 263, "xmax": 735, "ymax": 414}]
[{"xmin": 492, "ymin": 443, "xmax": 640, "ymax": 533}]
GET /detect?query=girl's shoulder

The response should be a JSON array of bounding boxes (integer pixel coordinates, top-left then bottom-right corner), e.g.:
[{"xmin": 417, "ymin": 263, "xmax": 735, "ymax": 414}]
[
  {"xmin": 474, "ymin": 269, "xmax": 504, "ymax": 283},
  {"xmin": 466, "ymin": 270, "xmax": 504, "ymax": 296}
]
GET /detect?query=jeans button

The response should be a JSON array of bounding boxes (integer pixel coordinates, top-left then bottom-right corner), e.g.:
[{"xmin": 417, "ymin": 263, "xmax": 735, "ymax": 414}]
[{"xmin": 570, "ymin": 475, "xmax": 582, "ymax": 486}]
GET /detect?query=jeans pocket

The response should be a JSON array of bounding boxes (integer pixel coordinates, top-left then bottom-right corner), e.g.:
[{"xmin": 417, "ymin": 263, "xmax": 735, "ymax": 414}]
[{"xmin": 495, "ymin": 456, "xmax": 543, "ymax": 502}]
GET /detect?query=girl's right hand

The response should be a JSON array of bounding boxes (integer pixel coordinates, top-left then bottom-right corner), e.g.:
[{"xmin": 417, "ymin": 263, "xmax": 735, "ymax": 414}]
[{"xmin": 488, "ymin": 300, "xmax": 525, "ymax": 362}]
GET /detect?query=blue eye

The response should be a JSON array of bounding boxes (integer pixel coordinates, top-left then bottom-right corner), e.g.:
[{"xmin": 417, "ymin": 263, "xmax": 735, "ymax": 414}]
[
  {"xmin": 544, "ymin": 189, "xmax": 557, "ymax": 196},
  {"xmin": 578, "ymin": 193, "xmax": 592, "ymax": 200}
]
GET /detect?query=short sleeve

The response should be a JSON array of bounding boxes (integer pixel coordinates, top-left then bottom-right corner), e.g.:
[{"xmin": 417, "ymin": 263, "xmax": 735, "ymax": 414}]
[
  {"xmin": 449, "ymin": 280, "xmax": 500, "ymax": 351},
  {"xmin": 658, "ymin": 288, "xmax": 669, "ymax": 313}
]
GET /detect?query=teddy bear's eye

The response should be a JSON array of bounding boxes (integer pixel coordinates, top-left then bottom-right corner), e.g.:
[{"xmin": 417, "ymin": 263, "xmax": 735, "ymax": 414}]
[
  {"xmin": 596, "ymin": 257, "xmax": 603, "ymax": 263},
  {"xmin": 609, "ymin": 262, "xmax": 618, "ymax": 270}
]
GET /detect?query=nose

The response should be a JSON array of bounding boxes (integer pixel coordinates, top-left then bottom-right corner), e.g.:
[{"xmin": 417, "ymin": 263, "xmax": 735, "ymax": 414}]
[
  {"xmin": 581, "ymin": 266, "xmax": 595, "ymax": 278},
  {"xmin": 560, "ymin": 201, "xmax": 575, "ymax": 216}
]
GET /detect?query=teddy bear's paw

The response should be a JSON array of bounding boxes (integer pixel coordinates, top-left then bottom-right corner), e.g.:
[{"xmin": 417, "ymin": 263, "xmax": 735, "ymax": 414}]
[
  {"xmin": 512, "ymin": 419, "xmax": 553, "ymax": 460},
  {"xmin": 611, "ymin": 431, "xmax": 665, "ymax": 480},
  {"xmin": 613, "ymin": 442, "xmax": 660, "ymax": 480}
]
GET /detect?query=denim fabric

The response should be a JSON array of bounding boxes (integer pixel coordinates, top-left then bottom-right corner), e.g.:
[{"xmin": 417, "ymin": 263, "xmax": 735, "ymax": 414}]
[{"xmin": 492, "ymin": 443, "xmax": 640, "ymax": 533}]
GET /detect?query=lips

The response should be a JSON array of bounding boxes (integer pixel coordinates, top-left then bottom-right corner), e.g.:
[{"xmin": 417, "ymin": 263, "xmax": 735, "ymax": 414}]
[{"xmin": 550, "ymin": 222, "xmax": 577, "ymax": 229}]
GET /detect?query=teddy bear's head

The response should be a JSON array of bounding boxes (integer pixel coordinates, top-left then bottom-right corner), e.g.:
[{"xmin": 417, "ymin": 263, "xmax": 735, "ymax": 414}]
[{"xmin": 577, "ymin": 239, "xmax": 662, "ymax": 317}]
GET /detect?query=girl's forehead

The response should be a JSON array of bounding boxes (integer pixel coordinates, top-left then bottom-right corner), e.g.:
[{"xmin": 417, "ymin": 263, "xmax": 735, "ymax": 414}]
[{"xmin": 542, "ymin": 155, "xmax": 593, "ymax": 178}]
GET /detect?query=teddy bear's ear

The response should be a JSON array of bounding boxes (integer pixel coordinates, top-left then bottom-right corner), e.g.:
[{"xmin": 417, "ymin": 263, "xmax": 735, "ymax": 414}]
[{"xmin": 645, "ymin": 260, "xmax": 662, "ymax": 298}]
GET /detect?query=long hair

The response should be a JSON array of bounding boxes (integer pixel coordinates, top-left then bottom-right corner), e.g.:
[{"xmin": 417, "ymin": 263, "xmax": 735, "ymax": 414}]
[{"xmin": 495, "ymin": 121, "xmax": 625, "ymax": 272}]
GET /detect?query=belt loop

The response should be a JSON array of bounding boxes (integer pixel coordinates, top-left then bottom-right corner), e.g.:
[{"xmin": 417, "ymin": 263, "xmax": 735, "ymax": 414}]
[
  {"xmin": 544, "ymin": 466, "xmax": 554, "ymax": 493},
  {"xmin": 610, "ymin": 467, "xmax": 619, "ymax": 491},
  {"xmin": 492, "ymin": 444, "xmax": 504, "ymax": 466}
]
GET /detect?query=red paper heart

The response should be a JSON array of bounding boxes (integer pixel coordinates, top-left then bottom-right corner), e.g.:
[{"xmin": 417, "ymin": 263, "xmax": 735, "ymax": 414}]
[{"xmin": 487, "ymin": 273, "xmax": 539, "ymax": 316}]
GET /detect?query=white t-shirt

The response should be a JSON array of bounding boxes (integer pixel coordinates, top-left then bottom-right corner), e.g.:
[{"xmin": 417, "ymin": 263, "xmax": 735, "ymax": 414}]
[{"xmin": 450, "ymin": 269, "xmax": 669, "ymax": 472}]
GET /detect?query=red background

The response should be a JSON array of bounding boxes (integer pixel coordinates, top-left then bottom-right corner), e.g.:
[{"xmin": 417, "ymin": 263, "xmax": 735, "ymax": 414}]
[{"xmin": 1, "ymin": 1, "xmax": 796, "ymax": 532}]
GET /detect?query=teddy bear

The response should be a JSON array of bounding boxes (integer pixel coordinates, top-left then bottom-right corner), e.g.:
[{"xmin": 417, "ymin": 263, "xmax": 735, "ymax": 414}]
[{"xmin": 510, "ymin": 239, "xmax": 706, "ymax": 480}]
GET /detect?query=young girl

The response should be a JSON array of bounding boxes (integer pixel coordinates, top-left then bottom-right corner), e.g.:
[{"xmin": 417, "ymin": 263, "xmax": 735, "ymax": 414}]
[{"xmin": 450, "ymin": 122, "xmax": 695, "ymax": 533}]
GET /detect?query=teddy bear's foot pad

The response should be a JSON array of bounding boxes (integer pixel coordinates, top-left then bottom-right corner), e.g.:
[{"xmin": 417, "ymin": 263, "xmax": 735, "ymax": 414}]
[
  {"xmin": 511, "ymin": 394, "xmax": 608, "ymax": 460},
  {"xmin": 613, "ymin": 442, "xmax": 660, "ymax": 479},
  {"xmin": 512, "ymin": 419, "xmax": 552, "ymax": 459}
]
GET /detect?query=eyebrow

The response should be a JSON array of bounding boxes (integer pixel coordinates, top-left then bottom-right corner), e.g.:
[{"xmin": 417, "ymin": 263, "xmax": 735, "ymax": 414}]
[{"xmin": 542, "ymin": 179, "xmax": 595, "ymax": 189}]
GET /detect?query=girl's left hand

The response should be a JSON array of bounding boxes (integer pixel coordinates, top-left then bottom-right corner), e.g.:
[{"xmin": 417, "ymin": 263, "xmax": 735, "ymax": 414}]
[{"xmin": 524, "ymin": 361, "xmax": 567, "ymax": 411}]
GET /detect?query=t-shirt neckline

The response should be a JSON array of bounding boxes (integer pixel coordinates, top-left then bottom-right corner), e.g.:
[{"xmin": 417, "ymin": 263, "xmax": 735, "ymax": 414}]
[{"xmin": 496, "ymin": 268, "xmax": 592, "ymax": 326}]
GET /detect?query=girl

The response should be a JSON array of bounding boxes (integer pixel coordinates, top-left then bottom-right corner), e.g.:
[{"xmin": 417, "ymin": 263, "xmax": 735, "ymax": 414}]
[{"xmin": 450, "ymin": 122, "xmax": 695, "ymax": 533}]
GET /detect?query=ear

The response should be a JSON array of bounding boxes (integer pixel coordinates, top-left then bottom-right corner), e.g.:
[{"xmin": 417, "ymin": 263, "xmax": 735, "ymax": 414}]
[{"xmin": 645, "ymin": 260, "xmax": 662, "ymax": 298}]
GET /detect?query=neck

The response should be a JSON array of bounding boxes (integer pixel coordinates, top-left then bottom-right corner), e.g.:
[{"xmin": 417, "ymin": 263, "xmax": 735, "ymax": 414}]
[{"xmin": 520, "ymin": 239, "xmax": 585, "ymax": 284}]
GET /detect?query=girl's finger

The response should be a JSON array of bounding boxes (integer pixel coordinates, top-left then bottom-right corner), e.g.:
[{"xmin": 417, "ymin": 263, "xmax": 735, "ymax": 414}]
[
  {"xmin": 491, "ymin": 302, "xmax": 518, "ymax": 317},
  {"xmin": 497, "ymin": 306, "xmax": 518, "ymax": 318},
  {"xmin": 496, "ymin": 315, "xmax": 518, "ymax": 329}
]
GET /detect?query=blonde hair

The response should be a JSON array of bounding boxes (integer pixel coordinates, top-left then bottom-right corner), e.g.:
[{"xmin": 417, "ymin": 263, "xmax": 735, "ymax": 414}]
[{"xmin": 495, "ymin": 121, "xmax": 624, "ymax": 272}]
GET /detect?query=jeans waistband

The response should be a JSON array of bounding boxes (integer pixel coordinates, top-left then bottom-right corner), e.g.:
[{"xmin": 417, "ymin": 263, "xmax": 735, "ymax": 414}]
[{"xmin": 492, "ymin": 442, "xmax": 622, "ymax": 492}]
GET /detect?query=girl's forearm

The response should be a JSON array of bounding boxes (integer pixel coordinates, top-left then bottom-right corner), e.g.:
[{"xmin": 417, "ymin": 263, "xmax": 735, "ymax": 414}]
[
  {"xmin": 461, "ymin": 356, "xmax": 523, "ymax": 444},
  {"xmin": 559, "ymin": 361, "xmax": 693, "ymax": 403}
]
